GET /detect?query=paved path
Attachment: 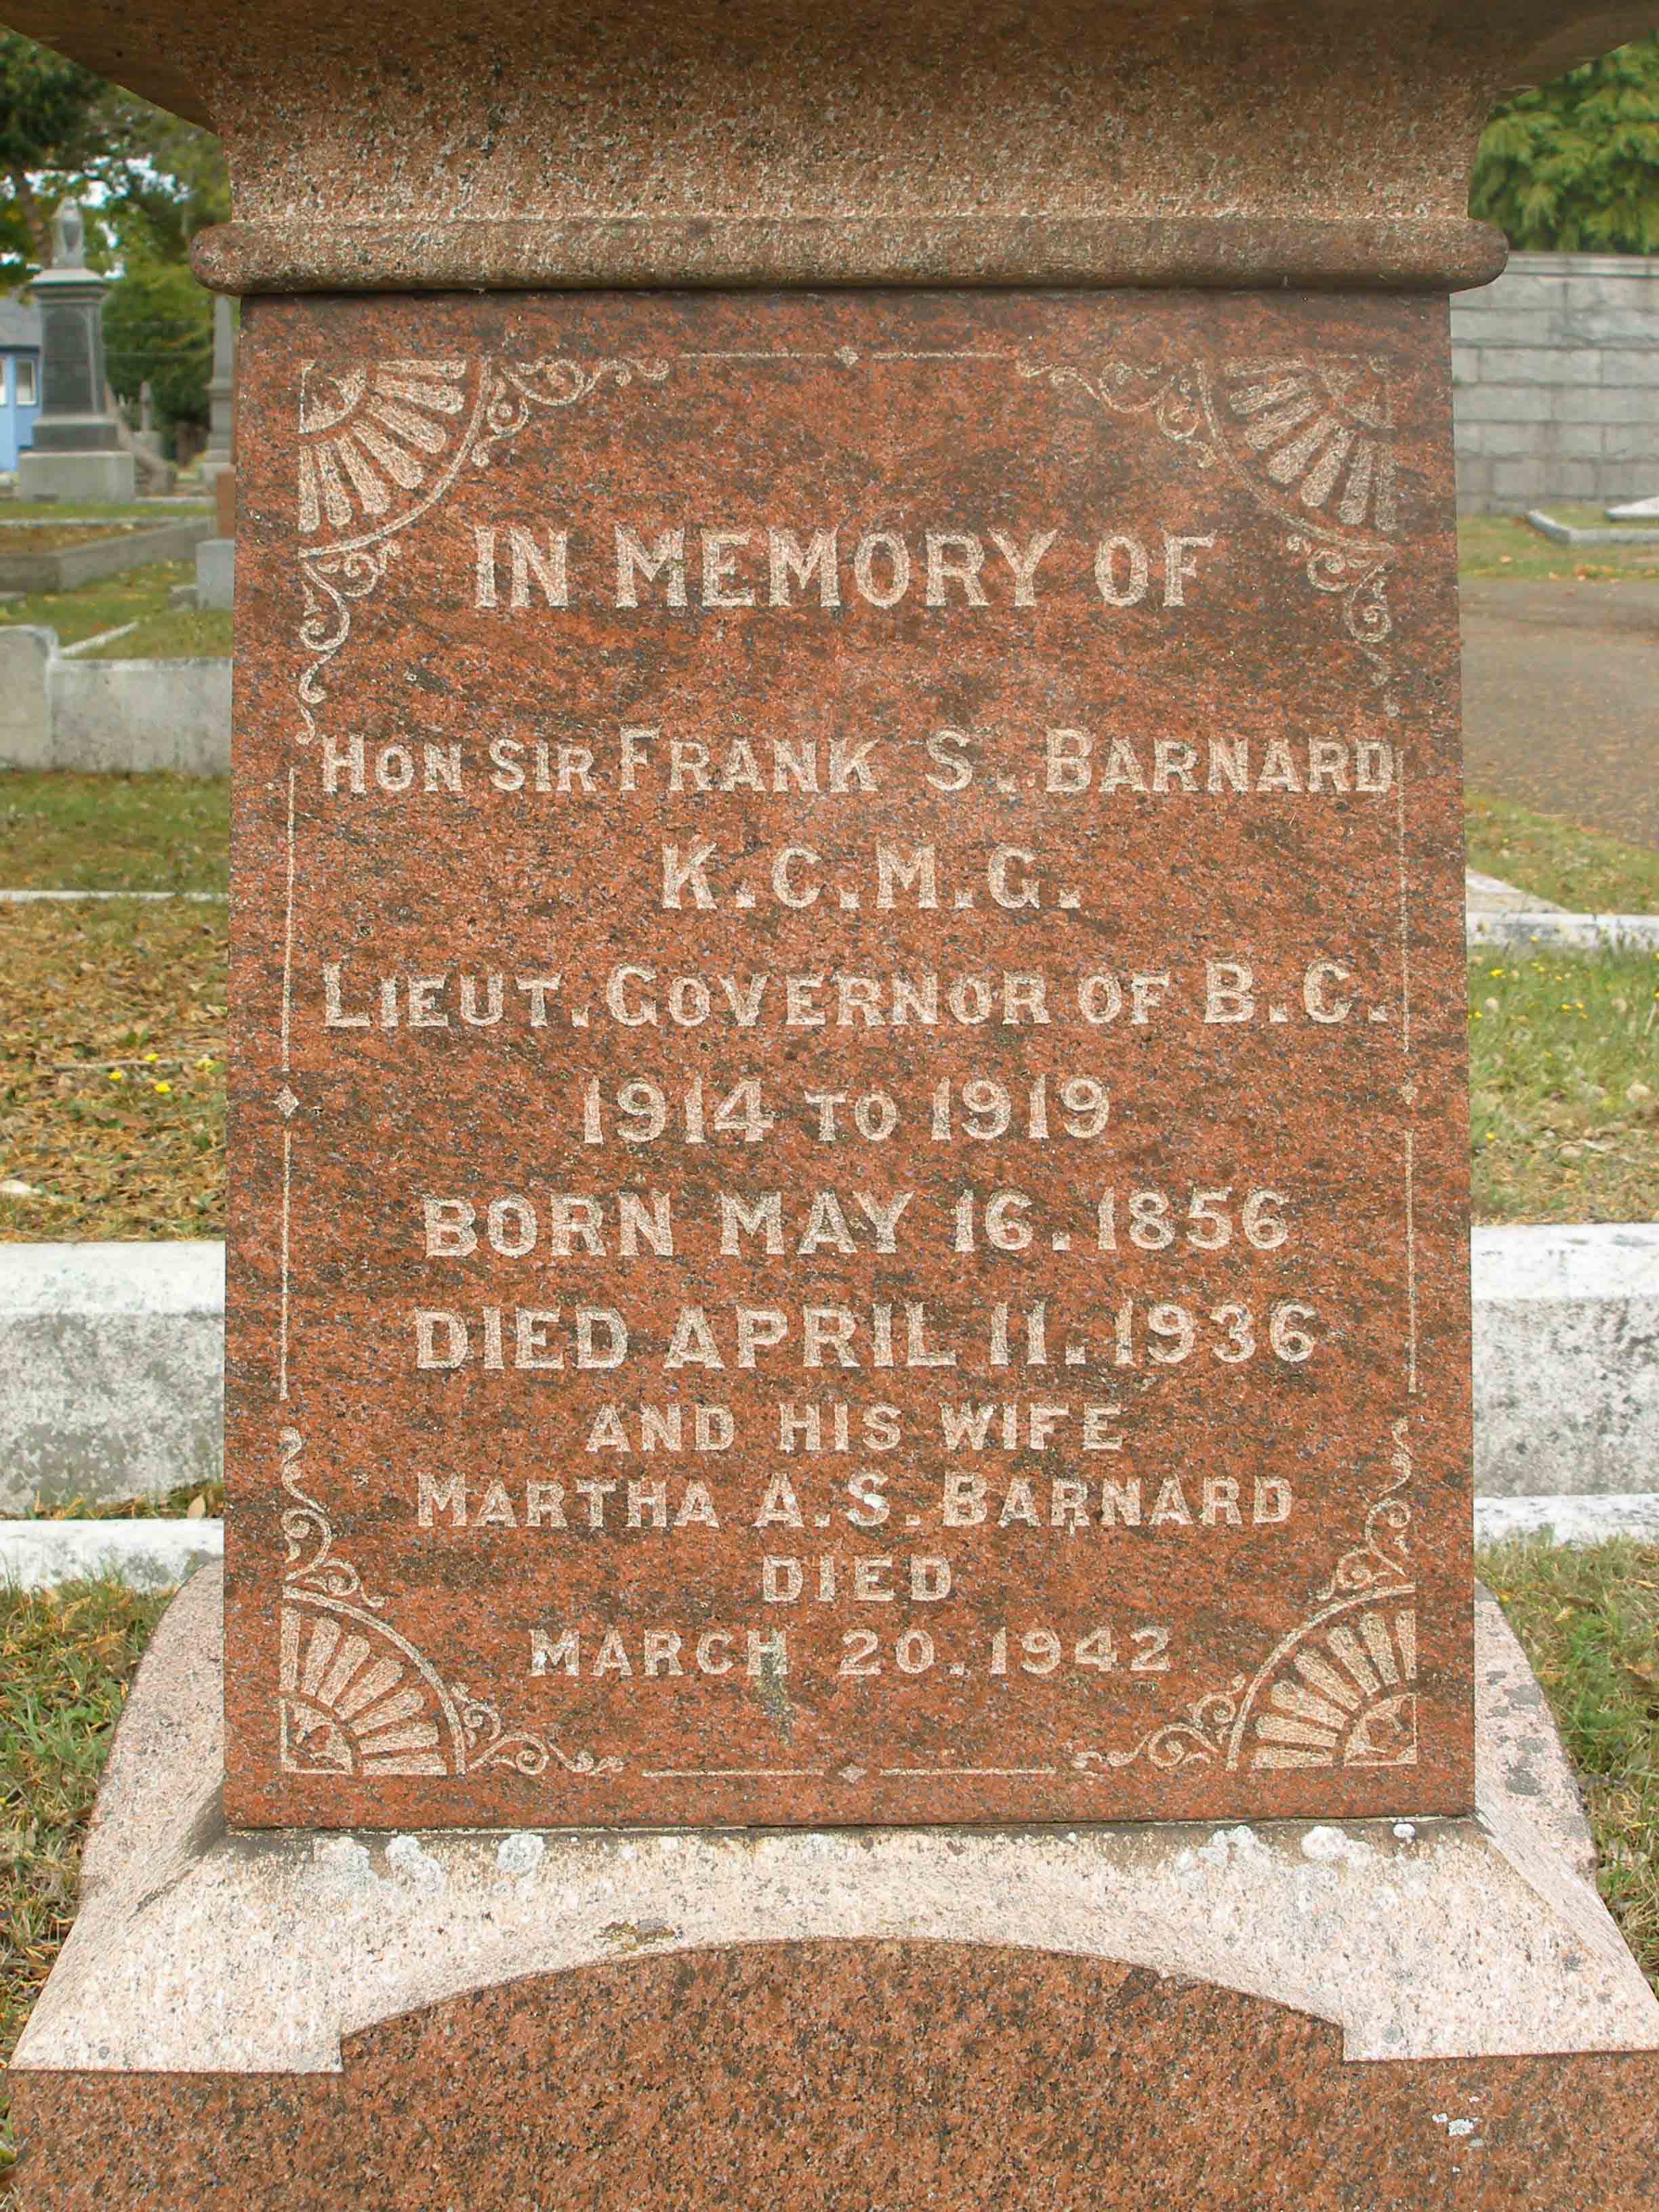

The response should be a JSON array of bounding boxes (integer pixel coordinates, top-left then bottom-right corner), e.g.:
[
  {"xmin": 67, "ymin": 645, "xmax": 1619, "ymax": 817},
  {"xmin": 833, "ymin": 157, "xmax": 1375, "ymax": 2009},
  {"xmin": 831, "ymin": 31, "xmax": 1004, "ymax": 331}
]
[{"xmin": 1460, "ymin": 580, "xmax": 1659, "ymax": 852}]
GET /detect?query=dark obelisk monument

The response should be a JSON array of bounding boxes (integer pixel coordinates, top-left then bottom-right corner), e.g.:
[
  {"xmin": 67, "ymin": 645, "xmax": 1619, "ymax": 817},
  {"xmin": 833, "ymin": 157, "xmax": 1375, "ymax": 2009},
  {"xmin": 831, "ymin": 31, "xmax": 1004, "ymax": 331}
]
[
  {"xmin": 17, "ymin": 200, "xmax": 135, "ymax": 503},
  {"xmin": 8, "ymin": 2, "xmax": 1659, "ymax": 2205}
]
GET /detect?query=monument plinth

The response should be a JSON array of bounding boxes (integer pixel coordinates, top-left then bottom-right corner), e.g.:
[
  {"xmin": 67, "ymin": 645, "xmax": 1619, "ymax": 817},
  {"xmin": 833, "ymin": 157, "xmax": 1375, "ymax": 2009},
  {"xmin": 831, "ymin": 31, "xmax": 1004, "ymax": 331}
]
[
  {"xmin": 17, "ymin": 202, "xmax": 136, "ymax": 504},
  {"xmin": 7, "ymin": 0, "xmax": 1659, "ymax": 2203}
]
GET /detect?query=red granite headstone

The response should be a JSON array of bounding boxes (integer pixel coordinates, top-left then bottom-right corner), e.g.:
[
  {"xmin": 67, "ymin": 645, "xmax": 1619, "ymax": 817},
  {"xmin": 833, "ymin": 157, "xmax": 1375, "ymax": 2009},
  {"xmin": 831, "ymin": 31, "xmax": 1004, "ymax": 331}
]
[{"xmin": 224, "ymin": 286, "xmax": 1471, "ymax": 1830}]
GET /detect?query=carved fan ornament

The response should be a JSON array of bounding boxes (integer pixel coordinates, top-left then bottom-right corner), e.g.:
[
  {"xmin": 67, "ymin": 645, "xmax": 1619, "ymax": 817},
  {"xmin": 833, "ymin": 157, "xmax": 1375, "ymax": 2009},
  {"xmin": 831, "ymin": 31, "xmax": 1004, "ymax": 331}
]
[
  {"xmin": 277, "ymin": 1429, "xmax": 623, "ymax": 1781},
  {"xmin": 279, "ymin": 339, "xmax": 1420, "ymax": 1788},
  {"xmin": 1073, "ymin": 1421, "xmax": 1418, "ymax": 1778},
  {"xmin": 294, "ymin": 354, "xmax": 669, "ymax": 739},
  {"xmin": 293, "ymin": 340, "xmax": 1408, "ymax": 742},
  {"xmin": 1014, "ymin": 347, "xmax": 1404, "ymax": 712}
]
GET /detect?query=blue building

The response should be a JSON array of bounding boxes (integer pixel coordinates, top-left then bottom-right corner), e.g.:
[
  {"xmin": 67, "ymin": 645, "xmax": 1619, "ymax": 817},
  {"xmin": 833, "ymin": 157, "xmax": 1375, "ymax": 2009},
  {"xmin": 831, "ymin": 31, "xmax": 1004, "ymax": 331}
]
[{"xmin": 0, "ymin": 298, "xmax": 43, "ymax": 472}]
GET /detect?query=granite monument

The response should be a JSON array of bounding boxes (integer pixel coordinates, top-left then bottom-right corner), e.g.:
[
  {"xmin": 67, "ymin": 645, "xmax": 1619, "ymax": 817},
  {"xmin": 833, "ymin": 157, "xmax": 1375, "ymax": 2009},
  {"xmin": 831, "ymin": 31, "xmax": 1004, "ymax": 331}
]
[{"xmin": 7, "ymin": 0, "xmax": 1659, "ymax": 2204}]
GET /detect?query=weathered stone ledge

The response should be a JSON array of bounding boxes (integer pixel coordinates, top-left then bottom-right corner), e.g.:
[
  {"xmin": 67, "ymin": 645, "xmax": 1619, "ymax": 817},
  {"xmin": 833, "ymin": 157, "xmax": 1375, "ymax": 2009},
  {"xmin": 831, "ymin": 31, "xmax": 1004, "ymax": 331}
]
[
  {"xmin": 12, "ymin": 1565, "xmax": 1657, "ymax": 2077},
  {"xmin": 190, "ymin": 216, "xmax": 1509, "ymax": 297}
]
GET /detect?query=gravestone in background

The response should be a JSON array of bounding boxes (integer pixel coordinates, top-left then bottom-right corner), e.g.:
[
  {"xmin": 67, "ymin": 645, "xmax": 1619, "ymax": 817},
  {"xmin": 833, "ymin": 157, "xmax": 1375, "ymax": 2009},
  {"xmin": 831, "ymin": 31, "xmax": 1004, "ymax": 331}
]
[
  {"xmin": 199, "ymin": 293, "xmax": 235, "ymax": 484},
  {"xmin": 9, "ymin": 0, "xmax": 1659, "ymax": 2205},
  {"xmin": 195, "ymin": 308, "xmax": 238, "ymax": 606},
  {"xmin": 17, "ymin": 202, "xmax": 135, "ymax": 504}
]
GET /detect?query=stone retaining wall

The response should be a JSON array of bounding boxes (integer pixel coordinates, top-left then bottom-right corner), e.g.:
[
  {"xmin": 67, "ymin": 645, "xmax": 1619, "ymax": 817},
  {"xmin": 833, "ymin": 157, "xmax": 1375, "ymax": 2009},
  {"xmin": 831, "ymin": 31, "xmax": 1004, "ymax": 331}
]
[{"xmin": 1454, "ymin": 252, "xmax": 1659, "ymax": 514}]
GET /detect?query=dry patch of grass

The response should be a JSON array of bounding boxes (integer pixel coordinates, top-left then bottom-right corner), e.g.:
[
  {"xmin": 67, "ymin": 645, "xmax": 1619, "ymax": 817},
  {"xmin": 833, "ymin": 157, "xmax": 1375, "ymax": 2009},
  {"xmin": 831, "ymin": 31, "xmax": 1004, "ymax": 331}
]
[
  {"xmin": 0, "ymin": 558, "xmax": 196, "ymax": 647},
  {"xmin": 25, "ymin": 1477, "xmax": 223, "ymax": 1521},
  {"xmin": 0, "ymin": 524, "xmax": 161, "ymax": 553},
  {"xmin": 0, "ymin": 501, "xmax": 208, "ymax": 523},
  {"xmin": 1470, "ymin": 946, "xmax": 1659, "ymax": 1225},
  {"xmin": 1483, "ymin": 1540, "xmax": 1659, "ymax": 1994},
  {"xmin": 0, "ymin": 900, "xmax": 226, "ymax": 1240},
  {"xmin": 77, "ymin": 607, "xmax": 232, "ymax": 659},
  {"xmin": 0, "ymin": 1580, "xmax": 170, "ymax": 2187}
]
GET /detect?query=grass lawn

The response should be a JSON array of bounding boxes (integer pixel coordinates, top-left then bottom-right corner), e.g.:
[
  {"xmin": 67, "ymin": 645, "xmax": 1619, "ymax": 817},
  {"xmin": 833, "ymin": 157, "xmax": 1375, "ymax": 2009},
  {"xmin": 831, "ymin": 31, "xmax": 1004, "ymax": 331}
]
[
  {"xmin": 1459, "ymin": 508, "xmax": 1659, "ymax": 584},
  {"xmin": 1, "ymin": 771, "xmax": 228, "ymax": 892},
  {"xmin": 0, "ymin": 558, "xmax": 203, "ymax": 649},
  {"xmin": 1467, "ymin": 794, "xmax": 1659, "ymax": 914},
  {"xmin": 0, "ymin": 501, "xmax": 210, "ymax": 523},
  {"xmin": 2, "ymin": 1544, "xmax": 1656, "ymax": 2184},
  {"xmin": 1471, "ymin": 943, "xmax": 1659, "ymax": 1224},
  {"xmin": 0, "ymin": 1580, "xmax": 170, "ymax": 2189},
  {"xmin": 0, "ymin": 523, "xmax": 186, "ymax": 552},
  {"xmin": 1481, "ymin": 1541, "xmax": 1659, "ymax": 1986},
  {"xmin": 76, "ymin": 607, "xmax": 232, "ymax": 659},
  {"xmin": 0, "ymin": 901, "xmax": 226, "ymax": 1240}
]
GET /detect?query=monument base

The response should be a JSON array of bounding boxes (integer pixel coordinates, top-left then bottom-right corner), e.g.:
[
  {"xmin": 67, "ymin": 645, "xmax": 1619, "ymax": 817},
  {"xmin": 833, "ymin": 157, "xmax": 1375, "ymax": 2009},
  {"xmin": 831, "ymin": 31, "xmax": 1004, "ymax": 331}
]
[
  {"xmin": 17, "ymin": 451, "xmax": 136, "ymax": 504},
  {"xmin": 10, "ymin": 1568, "xmax": 1659, "ymax": 2210}
]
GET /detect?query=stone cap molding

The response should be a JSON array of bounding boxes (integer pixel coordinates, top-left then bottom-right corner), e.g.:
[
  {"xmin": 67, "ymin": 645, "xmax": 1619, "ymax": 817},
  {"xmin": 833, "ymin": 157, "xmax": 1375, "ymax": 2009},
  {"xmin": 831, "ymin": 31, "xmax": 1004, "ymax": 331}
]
[
  {"xmin": 6, "ymin": 1, "xmax": 1659, "ymax": 292},
  {"xmin": 192, "ymin": 215, "xmax": 1509, "ymax": 295}
]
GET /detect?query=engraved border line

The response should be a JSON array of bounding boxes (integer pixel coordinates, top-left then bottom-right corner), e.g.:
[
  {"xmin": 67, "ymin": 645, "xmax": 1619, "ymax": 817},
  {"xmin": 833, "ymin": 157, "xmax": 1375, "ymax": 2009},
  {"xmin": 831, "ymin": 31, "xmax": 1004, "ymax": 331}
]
[
  {"xmin": 277, "ymin": 762, "xmax": 298, "ymax": 1402},
  {"xmin": 281, "ymin": 337, "xmax": 1432, "ymax": 1789},
  {"xmin": 640, "ymin": 1767, "xmax": 827, "ymax": 1779},
  {"xmin": 878, "ymin": 1765, "xmax": 1060, "ymax": 1778},
  {"xmin": 1395, "ymin": 743, "xmax": 1418, "ymax": 1395}
]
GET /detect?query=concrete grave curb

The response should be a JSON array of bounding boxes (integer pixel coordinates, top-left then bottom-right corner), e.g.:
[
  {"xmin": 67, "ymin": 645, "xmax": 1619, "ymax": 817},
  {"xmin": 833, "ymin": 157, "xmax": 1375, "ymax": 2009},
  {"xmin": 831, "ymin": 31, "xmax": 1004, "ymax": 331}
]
[
  {"xmin": 0, "ymin": 888, "xmax": 227, "ymax": 904},
  {"xmin": 0, "ymin": 1242, "xmax": 224, "ymax": 1514},
  {"xmin": 0, "ymin": 517, "xmax": 213, "ymax": 594},
  {"xmin": 0, "ymin": 1515, "xmax": 223, "ymax": 1590},
  {"xmin": 0, "ymin": 628, "xmax": 230, "ymax": 774},
  {"xmin": 1, "ymin": 1226, "xmax": 1656, "ymax": 1516},
  {"xmin": 1475, "ymin": 1493, "xmax": 1659, "ymax": 1545},
  {"xmin": 1468, "ymin": 911, "xmax": 1659, "ymax": 951},
  {"xmin": 1473, "ymin": 1224, "xmax": 1659, "ymax": 1496},
  {"xmin": 1524, "ymin": 508, "xmax": 1659, "ymax": 548}
]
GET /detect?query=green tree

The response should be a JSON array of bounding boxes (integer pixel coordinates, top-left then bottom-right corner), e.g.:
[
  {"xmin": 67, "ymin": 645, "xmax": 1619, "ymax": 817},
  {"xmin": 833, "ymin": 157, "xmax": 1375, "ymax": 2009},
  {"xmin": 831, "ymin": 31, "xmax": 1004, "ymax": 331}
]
[
  {"xmin": 102, "ymin": 257, "xmax": 213, "ymax": 436},
  {"xmin": 0, "ymin": 30, "xmax": 228, "ymax": 283},
  {"xmin": 0, "ymin": 29, "xmax": 120, "ymax": 279},
  {"xmin": 1471, "ymin": 34, "xmax": 1659, "ymax": 253},
  {"xmin": 102, "ymin": 94, "xmax": 229, "ymax": 264}
]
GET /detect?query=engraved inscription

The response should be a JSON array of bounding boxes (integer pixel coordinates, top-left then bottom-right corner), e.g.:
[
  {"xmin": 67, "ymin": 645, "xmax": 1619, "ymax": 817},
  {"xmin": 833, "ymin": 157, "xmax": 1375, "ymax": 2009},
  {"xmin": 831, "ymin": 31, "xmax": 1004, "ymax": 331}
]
[{"xmin": 226, "ymin": 290, "xmax": 1472, "ymax": 1829}]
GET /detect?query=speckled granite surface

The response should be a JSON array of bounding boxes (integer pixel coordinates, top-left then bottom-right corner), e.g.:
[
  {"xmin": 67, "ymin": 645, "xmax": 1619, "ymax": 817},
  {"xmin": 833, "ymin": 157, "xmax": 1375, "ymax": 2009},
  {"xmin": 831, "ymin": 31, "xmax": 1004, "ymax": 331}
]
[{"xmin": 10, "ymin": 3, "xmax": 1657, "ymax": 291}]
